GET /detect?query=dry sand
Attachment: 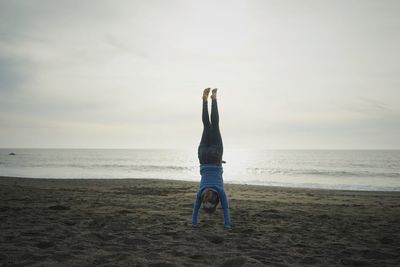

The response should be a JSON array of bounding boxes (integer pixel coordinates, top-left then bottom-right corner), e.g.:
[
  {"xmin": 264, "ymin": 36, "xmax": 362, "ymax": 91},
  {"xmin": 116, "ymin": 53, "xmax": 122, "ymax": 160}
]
[{"xmin": 1, "ymin": 176, "xmax": 399, "ymax": 266}]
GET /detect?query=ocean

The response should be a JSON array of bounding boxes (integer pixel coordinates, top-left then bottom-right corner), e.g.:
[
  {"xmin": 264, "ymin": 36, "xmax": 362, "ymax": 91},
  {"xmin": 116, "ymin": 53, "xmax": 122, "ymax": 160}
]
[{"xmin": 1, "ymin": 149, "xmax": 399, "ymax": 191}]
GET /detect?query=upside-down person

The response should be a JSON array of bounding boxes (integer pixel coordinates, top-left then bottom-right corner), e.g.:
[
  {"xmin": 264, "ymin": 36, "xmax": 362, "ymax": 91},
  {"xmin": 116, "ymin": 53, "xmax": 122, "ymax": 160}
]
[{"xmin": 191, "ymin": 88, "xmax": 231, "ymax": 229}]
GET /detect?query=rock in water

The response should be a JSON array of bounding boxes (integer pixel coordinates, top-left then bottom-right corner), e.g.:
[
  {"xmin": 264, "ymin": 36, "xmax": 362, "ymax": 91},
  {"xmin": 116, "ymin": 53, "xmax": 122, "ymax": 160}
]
[{"xmin": 8, "ymin": 152, "xmax": 16, "ymax": 155}]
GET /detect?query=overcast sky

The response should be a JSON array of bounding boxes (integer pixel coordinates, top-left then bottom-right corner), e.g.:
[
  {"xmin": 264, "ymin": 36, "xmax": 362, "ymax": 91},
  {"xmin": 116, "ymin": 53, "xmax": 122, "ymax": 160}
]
[{"xmin": 0, "ymin": 0, "xmax": 399, "ymax": 149}]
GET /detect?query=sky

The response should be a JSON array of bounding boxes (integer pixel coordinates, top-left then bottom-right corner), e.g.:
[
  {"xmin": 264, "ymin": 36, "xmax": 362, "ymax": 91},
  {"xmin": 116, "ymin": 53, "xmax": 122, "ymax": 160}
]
[{"xmin": 0, "ymin": 0, "xmax": 399, "ymax": 149}]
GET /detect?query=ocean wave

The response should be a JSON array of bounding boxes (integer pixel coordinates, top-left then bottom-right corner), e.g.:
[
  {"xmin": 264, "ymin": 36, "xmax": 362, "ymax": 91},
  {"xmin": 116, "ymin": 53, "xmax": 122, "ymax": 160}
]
[
  {"xmin": 235, "ymin": 180, "xmax": 400, "ymax": 192},
  {"xmin": 123, "ymin": 164, "xmax": 194, "ymax": 172},
  {"xmin": 246, "ymin": 167, "xmax": 400, "ymax": 178},
  {"xmin": 26, "ymin": 162, "xmax": 194, "ymax": 172}
]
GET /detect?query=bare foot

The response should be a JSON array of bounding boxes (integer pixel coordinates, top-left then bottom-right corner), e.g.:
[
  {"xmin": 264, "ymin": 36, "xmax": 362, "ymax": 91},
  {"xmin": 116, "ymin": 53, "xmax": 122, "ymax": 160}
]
[
  {"xmin": 211, "ymin": 88, "xmax": 217, "ymax": 100},
  {"xmin": 203, "ymin": 88, "xmax": 210, "ymax": 101}
]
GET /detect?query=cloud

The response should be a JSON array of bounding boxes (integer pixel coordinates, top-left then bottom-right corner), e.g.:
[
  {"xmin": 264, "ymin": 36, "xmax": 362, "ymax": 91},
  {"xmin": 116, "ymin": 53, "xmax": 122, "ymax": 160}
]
[
  {"xmin": 0, "ymin": 0, "xmax": 399, "ymax": 148},
  {"xmin": 0, "ymin": 55, "xmax": 29, "ymax": 93},
  {"xmin": 358, "ymin": 97, "xmax": 391, "ymax": 111}
]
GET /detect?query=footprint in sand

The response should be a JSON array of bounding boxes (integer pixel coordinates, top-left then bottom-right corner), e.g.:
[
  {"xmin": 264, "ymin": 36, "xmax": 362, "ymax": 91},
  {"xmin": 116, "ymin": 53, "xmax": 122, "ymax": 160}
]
[
  {"xmin": 48, "ymin": 205, "xmax": 70, "ymax": 211},
  {"xmin": 35, "ymin": 241, "xmax": 54, "ymax": 249},
  {"xmin": 220, "ymin": 256, "xmax": 264, "ymax": 267}
]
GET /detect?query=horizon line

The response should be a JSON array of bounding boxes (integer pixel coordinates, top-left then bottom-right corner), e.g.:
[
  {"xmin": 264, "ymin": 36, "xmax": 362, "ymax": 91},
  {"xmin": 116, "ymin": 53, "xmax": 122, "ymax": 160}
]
[{"xmin": 1, "ymin": 147, "xmax": 400, "ymax": 151}]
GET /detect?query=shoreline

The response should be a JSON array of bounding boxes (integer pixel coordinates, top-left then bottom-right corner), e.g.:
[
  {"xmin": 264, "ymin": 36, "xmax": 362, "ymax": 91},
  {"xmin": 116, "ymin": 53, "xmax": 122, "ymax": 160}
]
[
  {"xmin": 1, "ymin": 176, "xmax": 400, "ymax": 266},
  {"xmin": 1, "ymin": 175, "xmax": 399, "ymax": 193}
]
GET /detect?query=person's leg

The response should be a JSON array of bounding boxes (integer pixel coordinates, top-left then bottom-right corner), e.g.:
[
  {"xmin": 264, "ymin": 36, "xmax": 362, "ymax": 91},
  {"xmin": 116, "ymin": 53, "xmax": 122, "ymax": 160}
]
[
  {"xmin": 198, "ymin": 88, "xmax": 211, "ymax": 163},
  {"xmin": 210, "ymin": 89, "xmax": 223, "ymax": 159},
  {"xmin": 199, "ymin": 101, "xmax": 210, "ymax": 145},
  {"xmin": 210, "ymin": 93, "xmax": 219, "ymax": 127},
  {"xmin": 200, "ymin": 88, "xmax": 211, "ymax": 145}
]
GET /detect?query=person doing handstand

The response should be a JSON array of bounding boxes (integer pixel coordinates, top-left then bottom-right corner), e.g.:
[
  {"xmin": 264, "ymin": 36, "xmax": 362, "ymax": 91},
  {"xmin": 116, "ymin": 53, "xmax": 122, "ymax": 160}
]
[{"xmin": 191, "ymin": 88, "xmax": 231, "ymax": 229}]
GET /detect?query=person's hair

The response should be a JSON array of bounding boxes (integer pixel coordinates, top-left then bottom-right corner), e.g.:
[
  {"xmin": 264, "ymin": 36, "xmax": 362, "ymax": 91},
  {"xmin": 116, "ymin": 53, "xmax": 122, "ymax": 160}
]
[{"xmin": 201, "ymin": 189, "xmax": 220, "ymax": 214}]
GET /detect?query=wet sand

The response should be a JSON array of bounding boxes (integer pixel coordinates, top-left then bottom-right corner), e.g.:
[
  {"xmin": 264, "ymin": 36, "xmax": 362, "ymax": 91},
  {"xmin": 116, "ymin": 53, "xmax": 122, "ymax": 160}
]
[{"xmin": 1, "ymin": 176, "xmax": 399, "ymax": 266}]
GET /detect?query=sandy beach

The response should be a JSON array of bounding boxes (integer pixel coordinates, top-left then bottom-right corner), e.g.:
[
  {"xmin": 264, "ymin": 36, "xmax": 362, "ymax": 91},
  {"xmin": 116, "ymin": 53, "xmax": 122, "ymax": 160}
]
[{"xmin": 0, "ymin": 176, "xmax": 399, "ymax": 266}]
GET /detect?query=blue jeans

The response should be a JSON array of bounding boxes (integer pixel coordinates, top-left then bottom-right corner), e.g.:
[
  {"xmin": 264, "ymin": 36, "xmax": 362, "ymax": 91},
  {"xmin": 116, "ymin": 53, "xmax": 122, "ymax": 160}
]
[{"xmin": 198, "ymin": 99, "xmax": 223, "ymax": 164}]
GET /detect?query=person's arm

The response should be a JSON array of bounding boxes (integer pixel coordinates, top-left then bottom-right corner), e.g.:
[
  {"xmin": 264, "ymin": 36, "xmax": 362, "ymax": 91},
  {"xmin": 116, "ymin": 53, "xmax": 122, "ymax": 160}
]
[
  {"xmin": 218, "ymin": 189, "xmax": 231, "ymax": 228},
  {"xmin": 192, "ymin": 190, "xmax": 202, "ymax": 225}
]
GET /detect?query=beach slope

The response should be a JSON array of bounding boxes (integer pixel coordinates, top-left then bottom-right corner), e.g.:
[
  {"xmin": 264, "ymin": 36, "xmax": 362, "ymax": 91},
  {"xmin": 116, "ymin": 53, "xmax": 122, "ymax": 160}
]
[{"xmin": 1, "ymin": 177, "xmax": 399, "ymax": 266}]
